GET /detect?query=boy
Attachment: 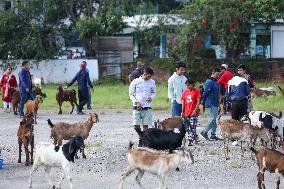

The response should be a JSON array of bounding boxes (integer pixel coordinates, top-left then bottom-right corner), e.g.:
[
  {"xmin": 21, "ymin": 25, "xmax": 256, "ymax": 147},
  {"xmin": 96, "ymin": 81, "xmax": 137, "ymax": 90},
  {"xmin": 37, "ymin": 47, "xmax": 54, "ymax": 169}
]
[{"xmin": 181, "ymin": 78, "xmax": 201, "ymax": 145}]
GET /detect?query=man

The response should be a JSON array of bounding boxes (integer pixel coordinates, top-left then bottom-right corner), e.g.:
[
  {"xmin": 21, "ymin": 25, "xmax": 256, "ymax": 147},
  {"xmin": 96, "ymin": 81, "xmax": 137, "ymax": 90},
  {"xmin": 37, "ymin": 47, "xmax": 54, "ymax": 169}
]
[
  {"xmin": 128, "ymin": 61, "xmax": 144, "ymax": 83},
  {"xmin": 199, "ymin": 68, "xmax": 221, "ymax": 141},
  {"xmin": 181, "ymin": 78, "xmax": 201, "ymax": 145},
  {"xmin": 217, "ymin": 64, "xmax": 234, "ymax": 113},
  {"xmin": 18, "ymin": 61, "xmax": 34, "ymax": 117},
  {"xmin": 65, "ymin": 61, "xmax": 93, "ymax": 114},
  {"xmin": 73, "ymin": 49, "xmax": 82, "ymax": 59},
  {"xmin": 237, "ymin": 64, "xmax": 255, "ymax": 112},
  {"xmin": 129, "ymin": 67, "xmax": 156, "ymax": 141},
  {"xmin": 228, "ymin": 76, "xmax": 250, "ymax": 120},
  {"xmin": 168, "ymin": 62, "xmax": 187, "ymax": 117},
  {"xmin": 84, "ymin": 61, "xmax": 92, "ymax": 110}
]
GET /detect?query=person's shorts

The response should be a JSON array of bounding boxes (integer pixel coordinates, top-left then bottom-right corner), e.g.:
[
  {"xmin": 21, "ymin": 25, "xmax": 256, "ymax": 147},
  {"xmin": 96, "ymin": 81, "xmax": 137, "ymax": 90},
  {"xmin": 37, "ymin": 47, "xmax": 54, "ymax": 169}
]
[{"xmin": 132, "ymin": 109, "xmax": 152, "ymax": 126}]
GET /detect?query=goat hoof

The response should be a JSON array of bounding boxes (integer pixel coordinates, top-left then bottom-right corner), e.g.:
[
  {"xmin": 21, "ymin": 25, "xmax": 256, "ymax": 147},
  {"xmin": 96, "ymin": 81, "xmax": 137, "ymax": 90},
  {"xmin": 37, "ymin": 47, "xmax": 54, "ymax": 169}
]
[
  {"xmin": 25, "ymin": 163, "xmax": 29, "ymax": 166},
  {"xmin": 225, "ymin": 157, "xmax": 230, "ymax": 160},
  {"xmin": 176, "ymin": 167, "xmax": 180, "ymax": 171},
  {"xmin": 52, "ymin": 186, "xmax": 55, "ymax": 189},
  {"xmin": 83, "ymin": 155, "xmax": 86, "ymax": 159},
  {"xmin": 18, "ymin": 160, "xmax": 21, "ymax": 163}
]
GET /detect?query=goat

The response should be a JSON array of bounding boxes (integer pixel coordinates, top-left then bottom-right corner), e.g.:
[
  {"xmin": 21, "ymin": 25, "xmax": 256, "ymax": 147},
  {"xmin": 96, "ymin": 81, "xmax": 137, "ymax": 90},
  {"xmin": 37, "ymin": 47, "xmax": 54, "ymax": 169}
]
[
  {"xmin": 10, "ymin": 88, "xmax": 20, "ymax": 115},
  {"xmin": 218, "ymin": 115, "xmax": 271, "ymax": 160},
  {"xmin": 248, "ymin": 111, "xmax": 282, "ymax": 128},
  {"xmin": 259, "ymin": 87, "xmax": 276, "ymax": 92},
  {"xmin": 32, "ymin": 87, "xmax": 47, "ymax": 98},
  {"xmin": 28, "ymin": 136, "xmax": 85, "ymax": 189},
  {"xmin": 251, "ymin": 88, "xmax": 276, "ymax": 98},
  {"xmin": 56, "ymin": 86, "xmax": 78, "ymax": 114},
  {"xmin": 278, "ymin": 86, "xmax": 284, "ymax": 96},
  {"xmin": 155, "ymin": 116, "xmax": 183, "ymax": 131},
  {"xmin": 119, "ymin": 142, "xmax": 194, "ymax": 189},
  {"xmin": 47, "ymin": 113, "xmax": 99, "ymax": 158},
  {"xmin": 136, "ymin": 119, "xmax": 187, "ymax": 153},
  {"xmin": 32, "ymin": 77, "xmax": 44, "ymax": 89},
  {"xmin": 25, "ymin": 95, "xmax": 43, "ymax": 124},
  {"xmin": 17, "ymin": 115, "xmax": 35, "ymax": 166},
  {"xmin": 251, "ymin": 147, "xmax": 284, "ymax": 189}
]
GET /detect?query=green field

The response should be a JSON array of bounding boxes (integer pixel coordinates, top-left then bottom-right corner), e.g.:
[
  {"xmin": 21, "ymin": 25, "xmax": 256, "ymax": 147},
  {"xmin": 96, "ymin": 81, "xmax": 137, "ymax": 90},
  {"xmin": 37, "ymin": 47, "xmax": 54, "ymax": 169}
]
[{"xmin": 1, "ymin": 82, "xmax": 284, "ymax": 112}]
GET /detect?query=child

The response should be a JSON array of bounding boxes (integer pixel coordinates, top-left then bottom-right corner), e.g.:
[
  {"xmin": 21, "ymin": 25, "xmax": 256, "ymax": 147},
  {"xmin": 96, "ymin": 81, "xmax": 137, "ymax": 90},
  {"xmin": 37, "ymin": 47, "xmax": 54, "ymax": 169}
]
[{"xmin": 181, "ymin": 78, "xmax": 201, "ymax": 145}]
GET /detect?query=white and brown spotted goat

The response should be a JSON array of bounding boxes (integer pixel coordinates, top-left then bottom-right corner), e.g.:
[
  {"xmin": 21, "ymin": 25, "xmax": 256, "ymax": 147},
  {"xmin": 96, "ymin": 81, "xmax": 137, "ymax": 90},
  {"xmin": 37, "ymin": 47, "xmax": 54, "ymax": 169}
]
[{"xmin": 119, "ymin": 142, "xmax": 194, "ymax": 189}]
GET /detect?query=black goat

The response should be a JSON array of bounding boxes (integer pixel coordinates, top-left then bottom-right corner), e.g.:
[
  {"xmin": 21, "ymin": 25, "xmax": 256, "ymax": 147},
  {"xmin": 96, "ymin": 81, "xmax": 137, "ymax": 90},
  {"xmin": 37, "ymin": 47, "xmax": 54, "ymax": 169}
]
[{"xmin": 136, "ymin": 120, "xmax": 187, "ymax": 153}]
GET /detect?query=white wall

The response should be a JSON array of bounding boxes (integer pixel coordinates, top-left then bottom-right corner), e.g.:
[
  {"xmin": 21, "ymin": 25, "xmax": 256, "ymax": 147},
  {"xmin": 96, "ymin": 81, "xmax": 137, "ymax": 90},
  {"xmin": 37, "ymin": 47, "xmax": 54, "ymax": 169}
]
[
  {"xmin": 271, "ymin": 26, "xmax": 284, "ymax": 58},
  {"xmin": 0, "ymin": 59, "xmax": 99, "ymax": 84}
]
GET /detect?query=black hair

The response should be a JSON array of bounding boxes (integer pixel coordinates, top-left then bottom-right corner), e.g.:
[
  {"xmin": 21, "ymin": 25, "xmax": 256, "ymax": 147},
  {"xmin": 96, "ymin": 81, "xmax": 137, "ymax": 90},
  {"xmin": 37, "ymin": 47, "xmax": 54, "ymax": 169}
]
[
  {"xmin": 22, "ymin": 60, "xmax": 29, "ymax": 66},
  {"xmin": 144, "ymin": 67, "xmax": 154, "ymax": 75},
  {"xmin": 212, "ymin": 67, "xmax": 221, "ymax": 73},
  {"xmin": 238, "ymin": 64, "xmax": 246, "ymax": 70},
  {"xmin": 6, "ymin": 66, "xmax": 12, "ymax": 71},
  {"xmin": 185, "ymin": 78, "xmax": 195, "ymax": 84},
  {"xmin": 176, "ymin": 62, "xmax": 186, "ymax": 69},
  {"xmin": 82, "ymin": 61, "xmax": 87, "ymax": 64}
]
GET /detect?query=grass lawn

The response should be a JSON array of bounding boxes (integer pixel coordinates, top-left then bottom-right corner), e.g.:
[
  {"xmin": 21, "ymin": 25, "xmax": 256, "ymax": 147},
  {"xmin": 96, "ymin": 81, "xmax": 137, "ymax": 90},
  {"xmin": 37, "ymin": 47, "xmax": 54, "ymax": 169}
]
[{"xmin": 1, "ymin": 82, "xmax": 283, "ymax": 112}]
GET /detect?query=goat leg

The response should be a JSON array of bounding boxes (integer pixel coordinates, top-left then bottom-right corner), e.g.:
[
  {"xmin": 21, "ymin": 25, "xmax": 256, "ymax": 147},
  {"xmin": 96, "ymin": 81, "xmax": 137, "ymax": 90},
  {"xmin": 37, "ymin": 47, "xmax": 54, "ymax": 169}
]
[
  {"xmin": 44, "ymin": 166, "xmax": 54, "ymax": 188},
  {"xmin": 276, "ymin": 175, "xmax": 280, "ymax": 189},
  {"xmin": 30, "ymin": 135, "xmax": 34, "ymax": 165},
  {"xmin": 58, "ymin": 102, "xmax": 63, "ymax": 114},
  {"xmin": 24, "ymin": 141, "xmax": 30, "ymax": 166},
  {"xmin": 70, "ymin": 102, "xmax": 75, "ymax": 114},
  {"xmin": 18, "ymin": 141, "xmax": 22, "ymax": 163},
  {"xmin": 241, "ymin": 141, "xmax": 244, "ymax": 158},
  {"xmin": 81, "ymin": 148, "xmax": 86, "ymax": 159},
  {"xmin": 257, "ymin": 171, "xmax": 266, "ymax": 189},
  {"xmin": 28, "ymin": 163, "xmax": 39, "ymax": 189},
  {"xmin": 135, "ymin": 169, "xmax": 145, "ymax": 189},
  {"xmin": 223, "ymin": 139, "xmax": 229, "ymax": 160},
  {"xmin": 119, "ymin": 167, "xmax": 136, "ymax": 189}
]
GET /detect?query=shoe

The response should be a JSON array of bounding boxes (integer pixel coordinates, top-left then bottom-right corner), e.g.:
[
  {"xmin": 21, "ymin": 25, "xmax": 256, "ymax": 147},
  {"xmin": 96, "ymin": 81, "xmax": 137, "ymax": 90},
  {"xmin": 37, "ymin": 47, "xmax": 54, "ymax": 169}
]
[
  {"xmin": 77, "ymin": 111, "xmax": 86, "ymax": 115},
  {"xmin": 199, "ymin": 131, "xmax": 209, "ymax": 141},
  {"xmin": 87, "ymin": 107, "xmax": 92, "ymax": 110},
  {"xmin": 210, "ymin": 135, "xmax": 222, "ymax": 140}
]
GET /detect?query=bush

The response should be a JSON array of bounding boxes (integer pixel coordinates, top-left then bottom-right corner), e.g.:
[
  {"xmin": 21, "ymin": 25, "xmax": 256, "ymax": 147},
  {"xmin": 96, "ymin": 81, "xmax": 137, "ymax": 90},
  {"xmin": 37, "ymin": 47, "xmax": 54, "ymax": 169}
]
[{"xmin": 194, "ymin": 48, "xmax": 216, "ymax": 59}]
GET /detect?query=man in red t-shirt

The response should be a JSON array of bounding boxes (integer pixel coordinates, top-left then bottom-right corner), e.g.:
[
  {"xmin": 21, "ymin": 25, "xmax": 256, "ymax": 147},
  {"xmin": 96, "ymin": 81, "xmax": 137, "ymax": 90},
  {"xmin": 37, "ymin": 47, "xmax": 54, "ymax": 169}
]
[
  {"xmin": 217, "ymin": 64, "xmax": 234, "ymax": 113},
  {"xmin": 181, "ymin": 78, "xmax": 201, "ymax": 145}
]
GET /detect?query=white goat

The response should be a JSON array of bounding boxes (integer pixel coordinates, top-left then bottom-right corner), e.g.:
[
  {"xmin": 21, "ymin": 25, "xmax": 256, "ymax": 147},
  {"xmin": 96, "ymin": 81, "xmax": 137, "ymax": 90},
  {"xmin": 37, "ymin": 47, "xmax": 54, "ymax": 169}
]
[
  {"xmin": 28, "ymin": 136, "xmax": 84, "ymax": 189},
  {"xmin": 32, "ymin": 77, "xmax": 44, "ymax": 89},
  {"xmin": 119, "ymin": 142, "xmax": 194, "ymax": 189}
]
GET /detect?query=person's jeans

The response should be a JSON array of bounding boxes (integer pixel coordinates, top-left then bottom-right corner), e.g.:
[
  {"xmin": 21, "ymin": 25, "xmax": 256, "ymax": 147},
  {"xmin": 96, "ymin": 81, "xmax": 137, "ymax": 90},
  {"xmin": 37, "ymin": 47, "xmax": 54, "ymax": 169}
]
[
  {"xmin": 78, "ymin": 90, "xmax": 88, "ymax": 112},
  {"xmin": 87, "ymin": 87, "xmax": 92, "ymax": 109},
  {"xmin": 172, "ymin": 101, "xmax": 182, "ymax": 117},
  {"xmin": 204, "ymin": 106, "xmax": 218, "ymax": 136},
  {"xmin": 19, "ymin": 91, "xmax": 34, "ymax": 116}
]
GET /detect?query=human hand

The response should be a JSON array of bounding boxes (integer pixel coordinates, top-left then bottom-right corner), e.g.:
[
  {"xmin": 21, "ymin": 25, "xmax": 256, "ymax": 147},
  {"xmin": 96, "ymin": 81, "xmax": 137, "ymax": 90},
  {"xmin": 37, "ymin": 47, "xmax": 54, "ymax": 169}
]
[
  {"xmin": 181, "ymin": 113, "xmax": 184, "ymax": 118},
  {"xmin": 135, "ymin": 102, "xmax": 142, "ymax": 110}
]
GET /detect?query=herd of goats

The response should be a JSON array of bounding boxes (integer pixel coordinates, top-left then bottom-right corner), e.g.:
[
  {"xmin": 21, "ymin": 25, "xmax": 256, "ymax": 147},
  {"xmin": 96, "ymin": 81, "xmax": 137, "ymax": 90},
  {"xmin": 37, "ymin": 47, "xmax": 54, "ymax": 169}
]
[{"xmin": 3, "ymin": 83, "xmax": 284, "ymax": 189}]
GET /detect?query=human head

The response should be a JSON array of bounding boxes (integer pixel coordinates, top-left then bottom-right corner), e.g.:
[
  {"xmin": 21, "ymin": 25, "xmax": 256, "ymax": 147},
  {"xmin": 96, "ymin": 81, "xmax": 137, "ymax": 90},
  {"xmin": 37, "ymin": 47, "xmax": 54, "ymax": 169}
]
[
  {"xmin": 22, "ymin": 61, "xmax": 29, "ymax": 70},
  {"xmin": 5, "ymin": 66, "xmax": 12, "ymax": 75},
  {"xmin": 143, "ymin": 67, "xmax": 154, "ymax": 80},
  {"xmin": 220, "ymin": 64, "xmax": 228, "ymax": 73},
  {"xmin": 137, "ymin": 61, "xmax": 144, "ymax": 71},
  {"xmin": 185, "ymin": 78, "xmax": 195, "ymax": 89},
  {"xmin": 176, "ymin": 62, "xmax": 186, "ymax": 76},
  {"xmin": 80, "ymin": 61, "xmax": 87, "ymax": 69},
  {"xmin": 237, "ymin": 64, "xmax": 246, "ymax": 76},
  {"xmin": 211, "ymin": 67, "xmax": 221, "ymax": 79}
]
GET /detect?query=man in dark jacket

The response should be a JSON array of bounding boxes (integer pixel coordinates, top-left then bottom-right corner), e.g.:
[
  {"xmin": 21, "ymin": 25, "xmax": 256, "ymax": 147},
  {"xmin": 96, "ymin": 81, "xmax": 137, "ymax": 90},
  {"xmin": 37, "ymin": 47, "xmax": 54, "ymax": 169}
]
[
  {"xmin": 18, "ymin": 61, "xmax": 34, "ymax": 117},
  {"xmin": 228, "ymin": 76, "xmax": 250, "ymax": 120},
  {"xmin": 199, "ymin": 67, "xmax": 221, "ymax": 141},
  {"xmin": 65, "ymin": 61, "xmax": 93, "ymax": 114}
]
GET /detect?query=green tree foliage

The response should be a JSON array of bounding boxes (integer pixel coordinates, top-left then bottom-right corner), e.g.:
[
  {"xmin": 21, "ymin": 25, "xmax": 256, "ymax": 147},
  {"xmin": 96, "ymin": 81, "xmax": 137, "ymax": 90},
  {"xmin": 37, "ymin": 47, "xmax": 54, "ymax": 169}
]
[{"xmin": 0, "ymin": 0, "xmax": 67, "ymax": 60}]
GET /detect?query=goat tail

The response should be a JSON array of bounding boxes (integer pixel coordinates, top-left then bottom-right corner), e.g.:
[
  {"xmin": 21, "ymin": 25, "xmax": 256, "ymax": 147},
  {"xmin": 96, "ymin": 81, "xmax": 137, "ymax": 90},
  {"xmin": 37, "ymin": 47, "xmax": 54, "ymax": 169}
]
[
  {"xmin": 250, "ymin": 147, "xmax": 258, "ymax": 154},
  {"xmin": 47, "ymin": 119, "xmax": 54, "ymax": 128},
  {"xmin": 128, "ymin": 142, "xmax": 134, "ymax": 153},
  {"xmin": 278, "ymin": 111, "xmax": 282, "ymax": 119}
]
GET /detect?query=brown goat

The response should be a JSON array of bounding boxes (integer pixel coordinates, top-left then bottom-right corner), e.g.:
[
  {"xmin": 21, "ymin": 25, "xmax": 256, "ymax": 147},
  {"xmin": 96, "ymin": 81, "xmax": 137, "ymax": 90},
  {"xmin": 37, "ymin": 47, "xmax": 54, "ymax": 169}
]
[
  {"xmin": 251, "ymin": 148, "xmax": 284, "ymax": 189},
  {"xmin": 25, "ymin": 96, "xmax": 43, "ymax": 124},
  {"xmin": 56, "ymin": 86, "xmax": 78, "ymax": 114},
  {"xmin": 32, "ymin": 87, "xmax": 47, "ymax": 98},
  {"xmin": 251, "ymin": 88, "xmax": 276, "ymax": 98},
  {"xmin": 278, "ymin": 86, "xmax": 284, "ymax": 96},
  {"xmin": 155, "ymin": 117, "xmax": 183, "ymax": 131},
  {"xmin": 10, "ymin": 88, "xmax": 20, "ymax": 115},
  {"xmin": 17, "ymin": 115, "xmax": 35, "ymax": 166},
  {"xmin": 47, "ymin": 113, "xmax": 99, "ymax": 158},
  {"xmin": 218, "ymin": 116, "xmax": 271, "ymax": 160}
]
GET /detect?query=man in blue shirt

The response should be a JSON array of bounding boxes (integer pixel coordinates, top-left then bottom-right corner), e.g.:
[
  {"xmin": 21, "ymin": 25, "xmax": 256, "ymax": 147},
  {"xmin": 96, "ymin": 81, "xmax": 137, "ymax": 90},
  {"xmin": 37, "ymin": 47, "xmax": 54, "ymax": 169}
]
[
  {"xmin": 228, "ymin": 76, "xmax": 250, "ymax": 120},
  {"xmin": 200, "ymin": 68, "xmax": 221, "ymax": 141},
  {"xmin": 18, "ymin": 61, "xmax": 34, "ymax": 117},
  {"xmin": 65, "ymin": 61, "xmax": 93, "ymax": 114}
]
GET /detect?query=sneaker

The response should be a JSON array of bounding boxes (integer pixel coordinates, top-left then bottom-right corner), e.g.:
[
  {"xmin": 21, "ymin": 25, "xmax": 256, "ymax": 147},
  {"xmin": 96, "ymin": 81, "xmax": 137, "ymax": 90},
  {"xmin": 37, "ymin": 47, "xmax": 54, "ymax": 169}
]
[
  {"xmin": 77, "ymin": 111, "xmax": 86, "ymax": 115},
  {"xmin": 87, "ymin": 107, "xmax": 92, "ymax": 110},
  {"xmin": 199, "ymin": 131, "xmax": 209, "ymax": 141},
  {"xmin": 210, "ymin": 135, "xmax": 222, "ymax": 140}
]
